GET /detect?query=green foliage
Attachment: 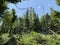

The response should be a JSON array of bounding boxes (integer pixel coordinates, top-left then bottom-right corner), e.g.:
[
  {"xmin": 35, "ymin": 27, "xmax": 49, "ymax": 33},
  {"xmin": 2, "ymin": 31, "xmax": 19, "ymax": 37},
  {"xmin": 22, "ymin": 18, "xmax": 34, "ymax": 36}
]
[
  {"xmin": 19, "ymin": 31, "xmax": 60, "ymax": 45},
  {"xmin": 40, "ymin": 9, "xmax": 60, "ymax": 33},
  {"xmin": 0, "ymin": 33, "xmax": 10, "ymax": 45},
  {"xmin": 23, "ymin": 9, "xmax": 30, "ymax": 30},
  {"xmin": 0, "ymin": 32, "xmax": 60, "ymax": 45},
  {"xmin": 56, "ymin": 0, "xmax": 60, "ymax": 5},
  {"xmin": 12, "ymin": 18, "xmax": 18, "ymax": 29},
  {"xmin": 17, "ymin": 8, "xmax": 42, "ymax": 33},
  {"xmin": 0, "ymin": 0, "xmax": 21, "ymax": 15},
  {"xmin": 19, "ymin": 17, "xmax": 24, "ymax": 28},
  {"xmin": 29, "ymin": 8, "xmax": 42, "ymax": 32},
  {"xmin": 0, "ymin": 0, "xmax": 60, "ymax": 45},
  {"xmin": 32, "ymin": 14, "xmax": 41, "ymax": 32},
  {"xmin": 50, "ymin": 9, "xmax": 60, "ymax": 33},
  {"xmin": 1, "ymin": 9, "xmax": 17, "ymax": 33},
  {"xmin": 40, "ymin": 13, "xmax": 51, "ymax": 33},
  {"xmin": 0, "ymin": 0, "xmax": 7, "ymax": 15},
  {"xmin": 21, "ymin": 31, "xmax": 43, "ymax": 45}
]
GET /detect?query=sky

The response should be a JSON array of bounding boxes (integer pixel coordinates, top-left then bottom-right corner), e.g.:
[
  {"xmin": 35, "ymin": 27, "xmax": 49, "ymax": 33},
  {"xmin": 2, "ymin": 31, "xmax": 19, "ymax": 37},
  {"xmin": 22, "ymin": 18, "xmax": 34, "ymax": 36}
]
[{"xmin": 8, "ymin": 0, "xmax": 60, "ymax": 18}]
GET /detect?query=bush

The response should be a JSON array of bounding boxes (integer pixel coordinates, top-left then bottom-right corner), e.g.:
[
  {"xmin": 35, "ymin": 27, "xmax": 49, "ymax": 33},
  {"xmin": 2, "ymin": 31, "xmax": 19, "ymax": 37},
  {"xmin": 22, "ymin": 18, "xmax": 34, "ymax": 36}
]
[
  {"xmin": 20, "ymin": 31, "xmax": 60, "ymax": 45},
  {"xmin": 0, "ymin": 31, "xmax": 60, "ymax": 45}
]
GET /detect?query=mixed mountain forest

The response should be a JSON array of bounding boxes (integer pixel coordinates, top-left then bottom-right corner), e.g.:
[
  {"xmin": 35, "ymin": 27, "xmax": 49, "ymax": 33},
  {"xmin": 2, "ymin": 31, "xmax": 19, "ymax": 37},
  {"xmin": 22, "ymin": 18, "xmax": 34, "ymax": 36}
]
[{"xmin": 0, "ymin": 0, "xmax": 60, "ymax": 45}]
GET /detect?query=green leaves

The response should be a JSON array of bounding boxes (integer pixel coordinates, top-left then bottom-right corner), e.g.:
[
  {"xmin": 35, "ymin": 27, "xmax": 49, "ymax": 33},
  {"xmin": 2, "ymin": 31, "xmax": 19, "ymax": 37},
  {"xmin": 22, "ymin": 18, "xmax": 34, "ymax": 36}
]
[
  {"xmin": 0, "ymin": 0, "xmax": 21, "ymax": 15},
  {"xmin": 23, "ymin": 9, "xmax": 30, "ymax": 30},
  {"xmin": 56, "ymin": 0, "xmax": 60, "ymax": 5},
  {"xmin": 0, "ymin": 1, "xmax": 7, "ymax": 15},
  {"xmin": 1, "ymin": 9, "xmax": 18, "ymax": 33}
]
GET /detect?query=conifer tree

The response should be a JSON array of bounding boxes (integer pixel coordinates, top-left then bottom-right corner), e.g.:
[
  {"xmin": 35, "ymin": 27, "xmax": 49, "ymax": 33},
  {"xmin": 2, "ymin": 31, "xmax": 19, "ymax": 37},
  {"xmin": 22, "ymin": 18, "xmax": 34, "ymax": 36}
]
[
  {"xmin": 29, "ymin": 8, "xmax": 34, "ymax": 30},
  {"xmin": 32, "ymin": 14, "xmax": 41, "ymax": 32},
  {"xmin": 23, "ymin": 9, "xmax": 30, "ymax": 30},
  {"xmin": 1, "ymin": 9, "xmax": 17, "ymax": 33},
  {"xmin": 50, "ymin": 9, "xmax": 60, "ymax": 33},
  {"xmin": 29, "ymin": 8, "xmax": 41, "ymax": 32},
  {"xmin": 19, "ymin": 17, "xmax": 24, "ymax": 28},
  {"xmin": 40, "ymin": 13, "xmax": 51, "ymax": 33}
]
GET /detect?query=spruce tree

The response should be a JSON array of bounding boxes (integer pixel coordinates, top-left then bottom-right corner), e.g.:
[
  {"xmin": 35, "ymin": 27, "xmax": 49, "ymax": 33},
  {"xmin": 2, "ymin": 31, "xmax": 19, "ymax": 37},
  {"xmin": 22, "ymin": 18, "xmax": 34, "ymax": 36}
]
[
  {"xmin": 40, "ymin": 13, "xmax": 51, "ymax": 33},
  {"xmin": 23, "ymin": 9, "xmax": 30, "ymax": 30},
  {"xmin": 19, "ymin": 17, "xmax": 24, "ymax": 28},
  {"xmin": 50, "ymin": 9, "xmax": 60, "ymax": 33},
  {"xmin": 32, "ymin": 14, "xmax": 41, "ymax": 32},
  {"xmin": 29, "ymin": 8, "xmax": 41, "ymax": 32}
]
